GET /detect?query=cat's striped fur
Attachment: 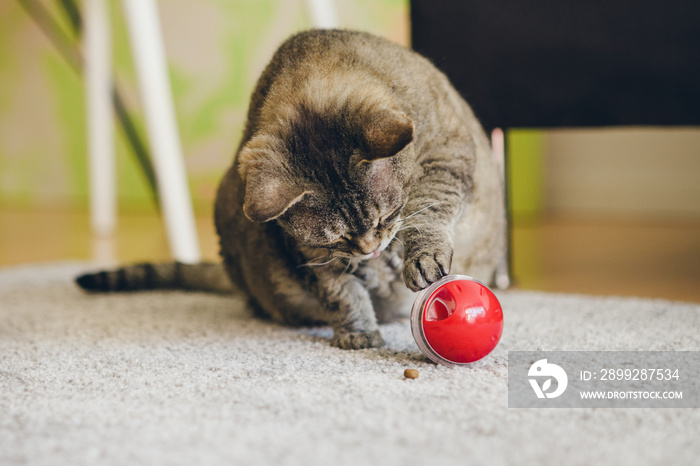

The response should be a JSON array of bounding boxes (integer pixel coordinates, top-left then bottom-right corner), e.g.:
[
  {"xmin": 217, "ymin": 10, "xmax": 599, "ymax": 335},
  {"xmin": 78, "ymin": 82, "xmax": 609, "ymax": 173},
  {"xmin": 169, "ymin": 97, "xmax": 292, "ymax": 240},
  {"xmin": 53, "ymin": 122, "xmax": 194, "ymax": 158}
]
[
  {"xmin": 77, "ymin": 30, "xmax": 507, "ymax": 350},
  {"xmin": 76, "ymin": 262, "xmax": 233, "ymax": 293}
]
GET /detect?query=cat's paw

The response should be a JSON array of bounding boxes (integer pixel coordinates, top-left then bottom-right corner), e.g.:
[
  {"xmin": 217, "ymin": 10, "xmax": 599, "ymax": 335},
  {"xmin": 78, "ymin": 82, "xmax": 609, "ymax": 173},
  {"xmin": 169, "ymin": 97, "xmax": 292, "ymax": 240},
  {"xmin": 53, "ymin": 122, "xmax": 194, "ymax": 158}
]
[
  {"xmin": 331, "ymin": 330, "xmax": 385, "ymax": 350},
  {"xmin": 403, "ymin": 247, "xmax": 453, "ymax": 291}
]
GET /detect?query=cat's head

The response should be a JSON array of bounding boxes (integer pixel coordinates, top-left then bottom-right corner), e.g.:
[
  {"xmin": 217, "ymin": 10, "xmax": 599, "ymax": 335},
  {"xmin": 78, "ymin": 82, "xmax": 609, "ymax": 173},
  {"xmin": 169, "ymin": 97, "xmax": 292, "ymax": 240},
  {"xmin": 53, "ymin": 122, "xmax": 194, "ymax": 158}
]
[{"xmin": 238, "ymin": 104, "xmax": 414, "ymax": 259}]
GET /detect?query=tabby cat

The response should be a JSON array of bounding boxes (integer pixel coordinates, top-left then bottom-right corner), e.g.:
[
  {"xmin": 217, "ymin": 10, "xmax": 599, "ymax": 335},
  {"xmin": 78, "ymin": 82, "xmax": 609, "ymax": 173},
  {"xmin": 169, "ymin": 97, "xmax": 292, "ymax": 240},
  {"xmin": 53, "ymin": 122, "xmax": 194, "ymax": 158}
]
[{"xmin": 77, "ymin": 30, "xmax": 507, "ymax": 350}]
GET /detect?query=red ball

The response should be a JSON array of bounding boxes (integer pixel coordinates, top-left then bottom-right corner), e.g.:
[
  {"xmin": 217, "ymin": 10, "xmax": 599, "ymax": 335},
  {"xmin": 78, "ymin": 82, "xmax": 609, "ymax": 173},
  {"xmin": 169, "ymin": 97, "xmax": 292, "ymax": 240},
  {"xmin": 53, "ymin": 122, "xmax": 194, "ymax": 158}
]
[{"xmin": 410, "ymin": 275, "xmax": 503, "ymax": 366}]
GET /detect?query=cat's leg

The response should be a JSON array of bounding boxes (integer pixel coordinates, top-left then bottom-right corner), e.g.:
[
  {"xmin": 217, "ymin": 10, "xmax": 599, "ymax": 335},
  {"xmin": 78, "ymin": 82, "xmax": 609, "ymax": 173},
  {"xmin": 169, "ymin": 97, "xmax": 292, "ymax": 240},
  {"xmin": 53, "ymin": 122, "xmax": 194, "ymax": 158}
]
[
  {"xmin": 238, "ymin": 251, "xmax": 383, "ymax": 348},
  {"xmin": 401, "ymin": 151, "xmax": 472, "ymax": 291},
  {"xmin": 312, "ymin": 266, "xmax": 385, "ymax": 349},
  {"xmin": 370, "ymin": 279, "xmax": 414, "ymax": 323},
  {"xmin": 359, "ymin": 248, "xmax": 415, "ymax": 323}
]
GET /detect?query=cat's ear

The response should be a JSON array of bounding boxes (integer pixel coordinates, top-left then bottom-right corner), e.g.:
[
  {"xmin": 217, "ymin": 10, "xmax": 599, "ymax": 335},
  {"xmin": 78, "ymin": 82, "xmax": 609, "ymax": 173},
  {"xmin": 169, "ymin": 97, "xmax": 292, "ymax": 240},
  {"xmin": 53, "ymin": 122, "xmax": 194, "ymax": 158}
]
[
  {"xmin": 362, "ymin": 108, "xmax": 414, "ymax": 161},
  {"xmin": 243, "ymin": 178, "xmax": 310, "ymax": 223},
  {"xmin": 238, "ymin": 138, "xmax": 310, "ymax": 223}
]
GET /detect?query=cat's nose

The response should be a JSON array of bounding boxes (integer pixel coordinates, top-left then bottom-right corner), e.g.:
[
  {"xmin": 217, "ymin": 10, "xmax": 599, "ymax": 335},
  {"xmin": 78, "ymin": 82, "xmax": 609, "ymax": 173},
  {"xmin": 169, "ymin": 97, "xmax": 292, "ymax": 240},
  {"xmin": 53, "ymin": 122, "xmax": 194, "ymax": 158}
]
[{"xmin": 356, "ymin": 237, "xmax": 381, "ymax": 256}]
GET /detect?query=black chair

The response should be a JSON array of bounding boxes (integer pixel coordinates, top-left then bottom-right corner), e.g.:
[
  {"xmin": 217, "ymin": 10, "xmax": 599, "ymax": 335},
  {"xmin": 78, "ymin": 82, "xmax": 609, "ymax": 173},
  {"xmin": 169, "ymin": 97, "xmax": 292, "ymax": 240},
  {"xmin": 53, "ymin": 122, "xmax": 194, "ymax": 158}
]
[{"xmin": 411, "ymin": 0, "xmax": 700, "ymax": 285}]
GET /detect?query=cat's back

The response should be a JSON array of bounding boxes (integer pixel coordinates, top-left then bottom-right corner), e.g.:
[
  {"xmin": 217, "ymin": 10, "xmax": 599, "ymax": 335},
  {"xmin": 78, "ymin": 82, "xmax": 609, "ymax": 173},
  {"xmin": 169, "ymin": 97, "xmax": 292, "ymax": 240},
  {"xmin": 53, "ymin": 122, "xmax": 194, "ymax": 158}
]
[
  {"xmin": 267, "ymin": 29, "xmax": 426, "ymax": 77},
  {"xmin": 246, "ymin": 30, "xmax": 463, "ymax": 147}
]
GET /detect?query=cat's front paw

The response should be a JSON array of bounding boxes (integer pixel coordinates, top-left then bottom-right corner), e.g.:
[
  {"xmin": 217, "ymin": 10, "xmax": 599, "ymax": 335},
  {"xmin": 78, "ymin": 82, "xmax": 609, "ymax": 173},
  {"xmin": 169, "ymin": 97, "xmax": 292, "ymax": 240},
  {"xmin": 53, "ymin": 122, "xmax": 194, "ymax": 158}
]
[
  {"xmin": 403, "ymin": 247, "xmax": 453, "ymax": 291},
  {"xmin": 331, "ymin": 330, "xmax": 385, "ymax": 350}
]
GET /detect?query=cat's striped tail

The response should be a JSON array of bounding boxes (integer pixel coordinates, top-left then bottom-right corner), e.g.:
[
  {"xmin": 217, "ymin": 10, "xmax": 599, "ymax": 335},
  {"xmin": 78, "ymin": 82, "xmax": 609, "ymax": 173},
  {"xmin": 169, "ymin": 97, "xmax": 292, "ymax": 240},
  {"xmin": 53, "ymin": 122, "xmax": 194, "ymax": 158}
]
[{"xmin": 75, "ymin": 262, "xmax": 234, "ymax": 294}]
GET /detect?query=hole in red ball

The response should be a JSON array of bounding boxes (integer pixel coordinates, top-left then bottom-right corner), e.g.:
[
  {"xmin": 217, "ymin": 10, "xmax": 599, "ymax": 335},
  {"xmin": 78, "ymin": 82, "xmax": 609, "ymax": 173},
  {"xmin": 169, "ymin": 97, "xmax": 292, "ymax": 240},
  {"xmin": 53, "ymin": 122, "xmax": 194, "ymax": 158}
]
[{"xmin": 425, "ymin": 288, "xmax": 456, "ymax": 321}]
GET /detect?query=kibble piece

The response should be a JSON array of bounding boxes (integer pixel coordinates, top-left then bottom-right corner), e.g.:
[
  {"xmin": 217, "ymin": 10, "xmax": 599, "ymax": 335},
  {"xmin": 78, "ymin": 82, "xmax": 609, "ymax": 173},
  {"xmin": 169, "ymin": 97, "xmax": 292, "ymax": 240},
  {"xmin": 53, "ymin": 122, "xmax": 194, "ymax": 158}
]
[{"xmin": 404, "ymin": 368, "xmax": 419, "ymax": 379}]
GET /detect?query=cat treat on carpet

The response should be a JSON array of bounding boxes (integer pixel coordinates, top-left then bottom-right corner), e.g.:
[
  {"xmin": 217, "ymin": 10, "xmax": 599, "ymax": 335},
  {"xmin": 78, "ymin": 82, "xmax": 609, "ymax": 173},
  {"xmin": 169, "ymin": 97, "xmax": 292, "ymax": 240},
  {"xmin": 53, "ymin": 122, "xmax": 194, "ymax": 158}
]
[
  {"xmin": 410, "ymin": 275, "xmax": 503, "ymax": 366},
  {"xmin": 403, "ymin": 369, "xmax": 420, "ymax": 379}
]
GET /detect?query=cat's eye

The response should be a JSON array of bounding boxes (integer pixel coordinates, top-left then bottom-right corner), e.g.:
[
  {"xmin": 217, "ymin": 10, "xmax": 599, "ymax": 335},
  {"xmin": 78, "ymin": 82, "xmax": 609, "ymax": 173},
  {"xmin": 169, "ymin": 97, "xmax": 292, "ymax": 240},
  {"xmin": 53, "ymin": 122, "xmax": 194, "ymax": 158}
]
[
  {"xmin": 320, "ymin": 236, "xmax": 348, "ymax": 250},
  {"xmin": 380, "ymin": 206, "xmax": 402, "ymax": 226}
]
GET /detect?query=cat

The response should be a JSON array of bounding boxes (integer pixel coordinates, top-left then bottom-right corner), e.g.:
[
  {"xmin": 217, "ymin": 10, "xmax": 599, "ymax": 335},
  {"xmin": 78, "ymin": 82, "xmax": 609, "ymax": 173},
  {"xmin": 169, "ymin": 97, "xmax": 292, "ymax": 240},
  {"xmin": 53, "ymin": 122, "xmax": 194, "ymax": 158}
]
[{"xmin": 76, "ymin": 29, "xmax": 507, "ymax": 350}]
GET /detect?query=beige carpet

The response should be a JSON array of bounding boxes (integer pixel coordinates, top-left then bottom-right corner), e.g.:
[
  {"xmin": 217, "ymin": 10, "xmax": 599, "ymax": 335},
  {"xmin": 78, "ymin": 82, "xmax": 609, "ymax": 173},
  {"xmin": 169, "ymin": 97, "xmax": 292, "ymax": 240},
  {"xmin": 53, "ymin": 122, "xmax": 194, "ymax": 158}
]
[{"xmin": 1, "ymin": 263, "xmax": 698, "ymax": 465}]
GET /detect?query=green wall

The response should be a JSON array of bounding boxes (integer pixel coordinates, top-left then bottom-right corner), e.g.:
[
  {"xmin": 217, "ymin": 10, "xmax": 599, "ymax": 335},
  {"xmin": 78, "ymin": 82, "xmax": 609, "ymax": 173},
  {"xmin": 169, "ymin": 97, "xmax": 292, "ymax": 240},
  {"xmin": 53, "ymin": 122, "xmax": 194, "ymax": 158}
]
[{"xmin": 507, "ymin": 130, "xmax": 544, "ymax": 219}]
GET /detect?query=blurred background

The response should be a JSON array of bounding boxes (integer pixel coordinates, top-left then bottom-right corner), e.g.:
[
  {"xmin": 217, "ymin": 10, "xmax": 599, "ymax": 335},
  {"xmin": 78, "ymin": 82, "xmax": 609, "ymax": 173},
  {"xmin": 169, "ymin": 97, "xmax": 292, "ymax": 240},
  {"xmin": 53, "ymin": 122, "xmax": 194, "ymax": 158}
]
[{"xmin": 1, "ymin": 0, "xmax": 698, "ymax": 302}]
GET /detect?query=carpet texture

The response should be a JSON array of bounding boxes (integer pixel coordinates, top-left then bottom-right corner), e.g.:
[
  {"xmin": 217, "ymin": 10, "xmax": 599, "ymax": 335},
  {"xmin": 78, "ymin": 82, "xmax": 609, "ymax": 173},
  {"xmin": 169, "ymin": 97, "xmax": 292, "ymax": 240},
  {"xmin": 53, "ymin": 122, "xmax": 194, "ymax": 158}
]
[{"xmin": 1, "ymin": 263, "xmax": 698, "ymax": 465}]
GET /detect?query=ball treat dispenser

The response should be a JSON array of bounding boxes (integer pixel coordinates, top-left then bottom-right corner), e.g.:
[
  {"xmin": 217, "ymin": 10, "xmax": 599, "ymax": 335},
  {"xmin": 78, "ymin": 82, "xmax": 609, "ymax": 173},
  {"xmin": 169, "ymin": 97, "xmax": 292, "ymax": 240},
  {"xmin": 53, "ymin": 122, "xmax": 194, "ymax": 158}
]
[{"xmin": 410, "ymin": 275, "xmax": 504, "ymax": 366}]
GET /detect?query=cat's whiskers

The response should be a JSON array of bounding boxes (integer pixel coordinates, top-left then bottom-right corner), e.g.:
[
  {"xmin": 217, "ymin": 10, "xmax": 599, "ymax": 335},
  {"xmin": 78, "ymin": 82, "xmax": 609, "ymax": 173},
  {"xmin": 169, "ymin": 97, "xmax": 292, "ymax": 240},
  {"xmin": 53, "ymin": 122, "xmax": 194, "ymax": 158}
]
[
  {"xmin": 396, "ymin": 202, "xmax": 443, "ymax": 238},
  {"xmin": 401, "ymin": 201, "xmax": 444, "ymax": 221},
  {"xmin": 397, "ymin": 222, "xmax": 423, "ymax": 237},
  {"xmin": 330, "ymin": 257, "xmax": 354, "ymax": 283},
  {"xmin": 297, "ymin": 256, "xmax": 340, "ymax": 268},
  {"xmin": 390, "ymin": 234, "xmax": 404, "ymax": 249},
  {"xmin": 331, "ymin": 251, "xmax": 355, "ymax": 260}
]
